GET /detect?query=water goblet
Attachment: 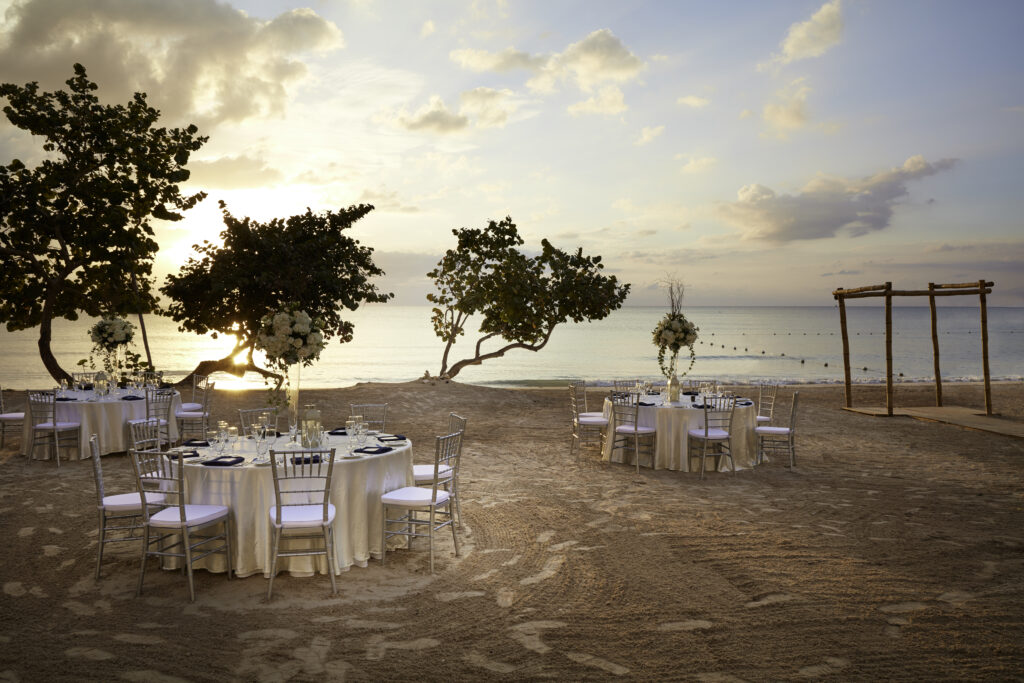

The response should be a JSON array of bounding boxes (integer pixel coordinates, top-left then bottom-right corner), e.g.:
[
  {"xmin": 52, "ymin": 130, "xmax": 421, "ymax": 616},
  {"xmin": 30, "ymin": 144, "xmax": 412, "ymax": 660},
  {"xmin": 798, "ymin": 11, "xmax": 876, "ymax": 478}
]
[
  {"xmin": 356, "ymin": 422, "xmax": 369, "ymax": 450},
  {"xmin": 345, "ymin": 418, "xmax": 356, "ymax": 455},
  {"xmin": 206, "ymin": 429, "xmax": 219, "ymax": 453},
  {"xmin": 227, "ymin": 426, "xmax": 239, "ymax": 450}
]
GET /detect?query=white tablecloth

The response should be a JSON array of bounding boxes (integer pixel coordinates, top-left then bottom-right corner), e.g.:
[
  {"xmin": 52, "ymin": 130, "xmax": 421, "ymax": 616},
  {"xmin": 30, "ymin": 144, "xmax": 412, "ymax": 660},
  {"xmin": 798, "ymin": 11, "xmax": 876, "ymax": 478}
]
[
  {"xmin": 601, "ymin": 395, "xmax": 757, "ymax": 472},
  {"xmin": 175, "ymin": 437, "xmax": 413, "ymax": 577},
  {"xmin": 22, "ymin": 390, "xmax": 181, "ymax": 459}
]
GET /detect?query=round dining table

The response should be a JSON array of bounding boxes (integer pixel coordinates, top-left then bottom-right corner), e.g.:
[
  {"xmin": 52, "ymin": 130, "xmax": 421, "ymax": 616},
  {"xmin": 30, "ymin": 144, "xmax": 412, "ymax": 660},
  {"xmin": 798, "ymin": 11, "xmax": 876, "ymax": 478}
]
[
  {"xmin": 22, "ymin": 389, "xmax": 181, "ymax": 459},
  {"xmin": 601, "ymin": 394, "xmax": 758, "ymax": 472},
  {"xmin": 170, "ymin": 435, "xmax": 414, "ymax": 578}
]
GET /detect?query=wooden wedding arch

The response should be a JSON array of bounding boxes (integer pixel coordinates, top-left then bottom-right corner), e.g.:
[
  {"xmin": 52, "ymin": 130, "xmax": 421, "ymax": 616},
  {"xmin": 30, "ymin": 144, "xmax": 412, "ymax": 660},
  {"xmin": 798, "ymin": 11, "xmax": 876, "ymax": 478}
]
[{"xmin": 832, "ymin": 280, "xmax": 994, "ymax": 417}]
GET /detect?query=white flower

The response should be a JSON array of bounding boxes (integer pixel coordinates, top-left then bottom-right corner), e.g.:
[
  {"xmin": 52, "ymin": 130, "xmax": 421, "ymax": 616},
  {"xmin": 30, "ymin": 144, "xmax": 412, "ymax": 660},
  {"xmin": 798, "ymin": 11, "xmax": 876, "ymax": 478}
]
[
  {"xmin": 291, "ymin": 337, "xmax": 303, "ymax": 348},
  {"xmin": 293, "ymin": 320, "xmax": 310, "ymax": 335}
]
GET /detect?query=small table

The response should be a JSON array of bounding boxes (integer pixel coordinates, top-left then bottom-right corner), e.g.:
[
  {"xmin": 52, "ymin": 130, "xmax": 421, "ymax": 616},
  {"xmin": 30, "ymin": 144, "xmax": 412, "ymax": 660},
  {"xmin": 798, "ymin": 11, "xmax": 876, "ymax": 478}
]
[
  {"xmin": 22, "ymin": 389, "xmax": 181, "ymax": 459},
  {"xmin": 601, "ymin": 395, "xmax": 757, "ymax": 472},
  {"xmin": 174, "ymin": 436, "xmax": 414, "ymax": 577}
]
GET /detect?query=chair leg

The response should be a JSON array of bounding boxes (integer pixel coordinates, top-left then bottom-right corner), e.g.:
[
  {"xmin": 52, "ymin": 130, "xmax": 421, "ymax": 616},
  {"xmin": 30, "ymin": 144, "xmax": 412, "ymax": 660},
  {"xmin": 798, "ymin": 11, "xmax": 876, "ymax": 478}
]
[
  {"xmin": 224, "ymin": 517, "xmax": 233, "ymax": 580},
  {"xmin": 324, "ymin": 526, "xmax": 338, "ymax": 596},
  {"xmin": 95, "ymin": 510, "xmax": 107, "ymax": 580},
  {"xmin": 633, "ymin": 437, "xmax": 640, "ymax": 474},
  {"xmin": 428, "ymin": 508, "xmax": 436, "ymax": 574},
  {"xmin": 136, "ymin": 526, "xmax": 151, "ymax": 597},
  {"xmin": 267, "ymin": 526, "xmax": 282, "ymax": 599},
  {"xmin": 452, "ymin": 479, "xmax": 462, "ymax": 529},
  {"xmin": 380, "ymin": 505, "xmax": 387, "ymax": 566},
  {"xmin": 183, "ymin": 528, "xmax": 196, "ymax": 603},
  {"xmin": 449, "ymin": 503, "xmax": 460, "ymax": 557}
]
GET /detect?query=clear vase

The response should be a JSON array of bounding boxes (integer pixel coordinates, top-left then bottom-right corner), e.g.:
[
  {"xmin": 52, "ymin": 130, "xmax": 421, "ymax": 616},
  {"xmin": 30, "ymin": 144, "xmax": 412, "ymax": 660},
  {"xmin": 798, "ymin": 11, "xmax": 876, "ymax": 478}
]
[
  {"xmin": 285, "ymin": 364, "xmax": 301, "ymax": 438},
  {"xmin": 668, "ymin": 373, "xmax": 681, "ymax": 403}
]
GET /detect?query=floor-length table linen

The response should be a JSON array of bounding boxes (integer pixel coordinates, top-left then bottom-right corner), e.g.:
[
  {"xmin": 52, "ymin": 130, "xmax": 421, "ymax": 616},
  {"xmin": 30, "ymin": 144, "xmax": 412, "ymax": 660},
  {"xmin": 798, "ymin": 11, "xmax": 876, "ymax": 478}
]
[
  {"xmin": 601, "ymin": 396, "xmax": 757, "ymax": 471},
  {"xmin": 21, "ymin": 390, "xmax": 181, "ymax": 459},
  {"xmin": 174, "ymin": 439, "xmax": 414, "ymax": 577}
]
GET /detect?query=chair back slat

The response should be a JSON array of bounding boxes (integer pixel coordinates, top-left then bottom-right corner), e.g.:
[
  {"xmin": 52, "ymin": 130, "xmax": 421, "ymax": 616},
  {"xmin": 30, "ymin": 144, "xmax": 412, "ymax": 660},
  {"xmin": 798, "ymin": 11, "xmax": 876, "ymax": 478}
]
[
  {"xmin": 130, "ymin": 449, "xmax": 184, "ymax": 521},
  {"xmin": 430, "ymin": 432, "xmax": 461, "ymax": 502},
  {"xmin": 350, "ymin": 404, "xmax": 388, "ymax": 431},
  {"xmin": 757, "ymin": 383, "xmax": 779, "ymax": 421},
  {"xmin": 89, "ymin": 436, "xmax": 105, "ymax": 503},
  {"xmin": 130, "ymin": 418, "xmax": 163, "ymax": 452},
  {"xmin": 28, "ymin": 391, "xmax": 56, "ymax": 425},
  {"xmin": 703, "ymin": 395, "xmax": 737, "ymax": 434}
]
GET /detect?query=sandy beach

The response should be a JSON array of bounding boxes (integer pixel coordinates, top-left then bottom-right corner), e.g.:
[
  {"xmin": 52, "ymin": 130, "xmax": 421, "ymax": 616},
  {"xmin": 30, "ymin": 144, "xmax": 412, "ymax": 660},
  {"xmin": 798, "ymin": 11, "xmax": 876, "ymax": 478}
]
[{"xmin": 2, "ymin": 380, "xmax": 1023, "ymax": 681}]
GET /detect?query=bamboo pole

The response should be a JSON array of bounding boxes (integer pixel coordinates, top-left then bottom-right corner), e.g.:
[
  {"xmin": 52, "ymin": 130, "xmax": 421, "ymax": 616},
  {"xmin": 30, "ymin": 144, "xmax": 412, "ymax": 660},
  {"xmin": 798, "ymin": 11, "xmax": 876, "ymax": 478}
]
[
  {"xmin": 885, "ymin": 281, "xmax": 894, "ymax": 417},
  {"xmin": 837, "ymin": 288, "xmax": 991, "ymax": 299},
  {"xmin": 832, "ymin": 283, "xmax": 888, "ymax": 296},
  {"xmin": 979, "ymin": 279, "xmax": 993, "ymax": 415},
  {"xmin": 929, "ymin": 283, "xmax": 942, "ymax": 407},
  {"xmin": 837, "ymin": 293, "xmax": 852, "ymax": 408}
]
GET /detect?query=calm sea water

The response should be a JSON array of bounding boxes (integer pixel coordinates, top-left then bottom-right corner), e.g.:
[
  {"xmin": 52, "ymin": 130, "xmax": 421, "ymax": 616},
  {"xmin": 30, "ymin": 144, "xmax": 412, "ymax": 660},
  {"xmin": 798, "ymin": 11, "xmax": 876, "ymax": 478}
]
[{"xmin": 1, "ymin": 306, "xmax": 1021, "ymax": 390}]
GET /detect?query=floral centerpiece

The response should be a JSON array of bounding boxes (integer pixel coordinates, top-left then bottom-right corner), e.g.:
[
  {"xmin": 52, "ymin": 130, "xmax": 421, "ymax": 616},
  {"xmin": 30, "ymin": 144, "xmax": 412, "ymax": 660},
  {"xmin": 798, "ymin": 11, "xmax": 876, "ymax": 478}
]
[
  {"xmin": 255, "ymin": 307, "xmax": 326, "ymax": 435},
  {"xmin": 652, "ymin": 281, "xmax": 699, "ymax": 401},
  {"xmin": 83, "ymin": 317, "xmax": 136, "ymax": 377}
]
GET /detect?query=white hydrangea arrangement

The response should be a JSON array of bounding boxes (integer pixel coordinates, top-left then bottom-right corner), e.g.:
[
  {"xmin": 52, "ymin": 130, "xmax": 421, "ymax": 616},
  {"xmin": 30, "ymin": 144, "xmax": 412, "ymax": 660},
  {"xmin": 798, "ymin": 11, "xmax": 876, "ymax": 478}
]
[
  {"xmin": 89, "ymin": 317, "xmax": 135, "ymax": 352},
  {"xmin": 652, "ymin": 281, "xmax": 699, "ymax": 378},
  {"xmin": 256, "ymin": 308, "xmax": 326, "ymax": 369}
]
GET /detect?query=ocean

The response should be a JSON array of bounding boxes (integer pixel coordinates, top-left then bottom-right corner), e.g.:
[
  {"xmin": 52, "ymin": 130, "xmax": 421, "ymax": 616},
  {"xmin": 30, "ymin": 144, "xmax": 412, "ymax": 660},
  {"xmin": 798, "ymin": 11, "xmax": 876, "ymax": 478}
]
[{"xmin": 1, "ymin": 305, "xmax": 1021, "ymax": 390}]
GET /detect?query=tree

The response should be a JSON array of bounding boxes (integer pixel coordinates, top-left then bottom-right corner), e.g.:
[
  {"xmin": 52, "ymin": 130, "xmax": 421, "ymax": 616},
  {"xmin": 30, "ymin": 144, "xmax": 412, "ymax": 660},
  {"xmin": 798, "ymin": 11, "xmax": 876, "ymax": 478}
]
[
  {"xmin": 0, "ymin": 64, "xmax": 207, "ymax": 382},
  {"xmin": 161, "ymin": 201, "xmax": 392, "ymax": 383},
  {"xmin": 427, "ymin": 216, "xmax": 630, "ymax": 380}
]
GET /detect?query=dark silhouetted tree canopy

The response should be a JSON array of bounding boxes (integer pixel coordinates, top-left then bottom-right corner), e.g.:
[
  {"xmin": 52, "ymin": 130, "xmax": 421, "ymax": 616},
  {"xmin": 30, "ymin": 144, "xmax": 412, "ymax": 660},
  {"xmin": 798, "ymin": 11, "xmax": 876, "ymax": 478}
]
[
  {"xmin": 0, "ymin": 63, "xmax": 207, "ymax": 382},
  {"xmin": 161, "ymin": 201, "xmax": 392, "ymax": 382},
  {"xmin": 427, "ymin": 216, "xmax": 630, "ymax": 379}
]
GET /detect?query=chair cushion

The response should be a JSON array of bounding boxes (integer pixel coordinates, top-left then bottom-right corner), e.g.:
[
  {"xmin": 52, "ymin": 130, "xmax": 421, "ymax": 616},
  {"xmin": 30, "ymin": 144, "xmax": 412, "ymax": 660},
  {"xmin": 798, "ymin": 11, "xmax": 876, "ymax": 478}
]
[
  {"xmin": 578, "ymin": 416, "xmax": 608, "ymax": 426},
  {"xmin": 579, "ymin": 411, "xmax": 604, "ymax": 419},
  {"xmin": 179, "ymin": 402, "xmax": 203, "ymax": 412},
  {"xmin": 34, "ymin": 422, "xmax": 80, "ymax": 430},
  {"xmin": 174, "ymin": 411, "xmax": 207, "ymax": 419},
  {"xmin": 413, "ymin": 463, "xmax": 453, "ymax": 483},
  {"xmin": 0, "ymin": 412, "xmax": 24, "ymax": 421},
  {"xmin": 268, "ymin": 503, "xmax": 336, "ymax": 528},
  {"xmin": 688, "ymin": 428, "xmax": 730, "ymax": 440},
  {"xmin": 148, "ymin": 504, "xmax": 228, "ymax": 528},
  {"xmin": 382, "ymin": 486, "xmax": 450, "ymax": 508},
  {"xmin": 615, "ymin": 424, "xmax": 656, "ymax": 434},
  {"xmin": 756, "ymin": 426, "xmax": 791, "ymax": 436},
  {"xmin": 103, "ymin": 491, "xmax": 165, "ymax": 513},
  {"xmin": 756, "ymin": 415, "xmax": 771, "ymax": 423},
  {"xmin": 127, "ymin": 418, "xmax": 169, "ymax": 426}
]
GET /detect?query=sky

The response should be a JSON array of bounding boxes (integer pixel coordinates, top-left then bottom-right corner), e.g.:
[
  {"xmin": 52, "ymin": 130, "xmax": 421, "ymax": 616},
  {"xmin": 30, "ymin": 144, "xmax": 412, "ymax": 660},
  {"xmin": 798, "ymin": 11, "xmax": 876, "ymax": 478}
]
[{"xmin": 1, "ymin": 0, "xmax": 1022, "ymax": 307}]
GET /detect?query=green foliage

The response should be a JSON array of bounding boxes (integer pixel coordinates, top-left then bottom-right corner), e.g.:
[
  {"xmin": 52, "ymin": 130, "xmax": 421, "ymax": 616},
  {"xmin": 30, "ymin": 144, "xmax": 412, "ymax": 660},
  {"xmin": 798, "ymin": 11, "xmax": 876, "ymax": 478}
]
[
  {"xmin": 0, "ymin": 64, "xmax": 207, "ymax": 380},
  {"xmin": 427, "ymin": 216, "xmax": 631, "ymax": 379},
  {"xmin": 161, "ymin": 201, "xmax": 392, "ymax": 376}
]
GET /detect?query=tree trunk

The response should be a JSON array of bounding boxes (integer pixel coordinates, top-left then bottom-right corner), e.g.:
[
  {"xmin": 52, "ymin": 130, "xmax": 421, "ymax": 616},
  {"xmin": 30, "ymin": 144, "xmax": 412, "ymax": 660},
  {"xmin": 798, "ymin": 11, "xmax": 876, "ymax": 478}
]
[
  {"xmin": 445, "ymin": 327, "xmax": 555, "ymax": 380},
  {"xmin": 181, "ymin": 357, "xmax": 283, "ymax": 390},
  {"xmin": 38, "ymin": 313, "xmax": 71, "ymax": 385}
]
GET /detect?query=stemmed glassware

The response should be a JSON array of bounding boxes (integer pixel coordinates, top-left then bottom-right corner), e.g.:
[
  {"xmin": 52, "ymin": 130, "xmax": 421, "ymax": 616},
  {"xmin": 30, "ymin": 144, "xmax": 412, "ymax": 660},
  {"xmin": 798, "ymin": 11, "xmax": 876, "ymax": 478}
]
[{"xmin": 355, "ymin": 421, "xmax": 369, "ymax": 450}]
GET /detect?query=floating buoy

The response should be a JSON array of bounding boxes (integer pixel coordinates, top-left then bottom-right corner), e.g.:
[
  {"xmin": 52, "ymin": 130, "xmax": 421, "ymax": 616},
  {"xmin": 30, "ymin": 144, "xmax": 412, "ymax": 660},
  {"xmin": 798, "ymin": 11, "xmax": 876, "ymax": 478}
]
[
  {"xmin": 781, "ymin": 353, "xmax": 785, "ymax": 357},
  {"xmin": 824, "ymin": 362, "xmax": 828, "ymax": 367},
  {"xmin": 862, "ymin": 367, "xmax": 868, "ymax": 371},
  {"xmin": 801, "ymin": 359, "xmax": 805, "ymax": 364},
  {"xmin": 762, "ymin": 350, "xmax": 765, "ymax": 354}
]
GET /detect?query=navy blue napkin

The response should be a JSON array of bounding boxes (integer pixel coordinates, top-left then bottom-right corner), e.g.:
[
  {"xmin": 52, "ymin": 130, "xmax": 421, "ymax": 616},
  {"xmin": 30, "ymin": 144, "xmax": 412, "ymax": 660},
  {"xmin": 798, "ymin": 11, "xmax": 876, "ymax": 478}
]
[
  {"xmin": 354, "ymin": 446, "xmax": 392, "ymax": 455},
  {"xmin": 378, "ymin": 434, "xmax": 406, "ymax": 441},
  {"xmin": 55, "ymin": 397, "xmax": 77, "ymax": 401},
  {"xmin": 167, "ymin": 450, "xmax": 200, "ymax": 460},
  {"xmin": 328, "ymin": 428, "xmax": 347, "ymax": 436},
  {"xmin": 682, "ymin": 391, "xmax": 698, "ymax": 396},
  {"xmin": 737, "ymin": 400, "xmax": 754, "ymax": 407},
  {"xmin": 182, "ymin": 439, "xmax": 209, "ymax": 447},
  {"xmin": 693, "ymin": 404, "xmax": 706, "ymax": 410},
  {"xmin": 638, "ymin": 401, "xmax": 655, "ymax": 406},
  {"xmin": 122, "ymin": 395, "xmax": 144, "ymax": 401},
  {"xmin": 292, "ymin": 454, "xmax": 323, "ymax": 464},
  {"xmin": 202, "ymin": 456, "xmax": 244, "ymax": 467}
]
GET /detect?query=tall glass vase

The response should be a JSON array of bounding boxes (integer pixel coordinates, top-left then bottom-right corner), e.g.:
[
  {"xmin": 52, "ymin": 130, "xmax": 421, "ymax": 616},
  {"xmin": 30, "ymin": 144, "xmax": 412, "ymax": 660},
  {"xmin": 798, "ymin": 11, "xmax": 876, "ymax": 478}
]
[
  {"xmin": 667, "ymin": 373, "xmax": 681, "ymax": 403},
  {"xmin": 285, "ymin": 363, "xmax": 301, "ymax": 436}
]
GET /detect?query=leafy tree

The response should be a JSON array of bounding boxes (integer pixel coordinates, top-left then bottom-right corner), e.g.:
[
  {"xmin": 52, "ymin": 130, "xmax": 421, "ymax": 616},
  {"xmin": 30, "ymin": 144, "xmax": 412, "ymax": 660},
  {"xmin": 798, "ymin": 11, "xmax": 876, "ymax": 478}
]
[
  {"xmin": 161, "ymin": 201, "xmax": 392, "ymax": 383},
  {"xmin": 427, "ymin": 216, "xmax": 630, "ymax": 380},
  {"xmin": 0, "ymin": 64, "xmax": 207, "ymax": 382}
]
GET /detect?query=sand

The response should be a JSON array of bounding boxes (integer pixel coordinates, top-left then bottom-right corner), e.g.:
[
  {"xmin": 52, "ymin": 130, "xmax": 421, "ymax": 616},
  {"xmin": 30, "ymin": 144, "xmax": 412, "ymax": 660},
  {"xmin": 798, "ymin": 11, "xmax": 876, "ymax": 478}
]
[{"xmin": 1, "ymin": 380, "xmax": 1023, "ymax": 681}]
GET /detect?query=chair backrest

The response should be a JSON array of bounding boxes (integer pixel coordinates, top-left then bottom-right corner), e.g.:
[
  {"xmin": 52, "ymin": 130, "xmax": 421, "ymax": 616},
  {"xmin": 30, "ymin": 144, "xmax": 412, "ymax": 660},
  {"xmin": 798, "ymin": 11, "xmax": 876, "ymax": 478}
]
[
  {"xmin": 129, "ymin": 418, "xmax": 163, "ymax": 452},
  {"xmin": 239, "ymin": 407, "xmax": 279, "ymax": 435},
  {"xmin": 757, "ymin": 383, "xmax": 779, "ymax": 420},
  {"xmin": 145, "ymin": 387, "xmax": 175, "ymax": 422},
  {"xmin": 268, "ymin": 448, "xmax": 336, "ymax": 525},
  {"xmin": 428, "ymin": 432, "xmax": 461, "ymax": 503},
  {"xmin": 130, "ymin": 449, "xmax": 184, "ymax": 523},
  {"xmin": 702, "ymin": 395, "xmax": 737, "ymax": 434},
  {"xmin": 568, "ymin": 383, "xmax": 585, "ymax": 421},
  {"xmin": 613, "ymin": 380, "xmax": 637, "ymax": 394},
  {"xmin": 448, "ymin": 412, "xmax": 467, "ymax": 437},
  {"xmin": 350, "ymin": 404, "xmax": 387, "ymax": 431},
  {"xmin": 72, "ymin": 371, "xmax": 97, "ymax": 384},
  {"xmin": 568, "ymin": 380, "xmax": 589, "ymax": 412},
  {"xmin": 28, "ymin": 391, "xmax": 55, "ymax": 425},
  {"xmin": 0, "ymin": 385, "xmax": 18, "ymax": 415},
  {"xmin": 192, "ymin": 374, "xmax": 210, "ymax": 404},
  {"xmin": 89, "ymin": 435, "xmax": 105, "ymax": 505},
  {"xmin": 610, "ymin": 395, "xmax": 640, "ymax": 430}
]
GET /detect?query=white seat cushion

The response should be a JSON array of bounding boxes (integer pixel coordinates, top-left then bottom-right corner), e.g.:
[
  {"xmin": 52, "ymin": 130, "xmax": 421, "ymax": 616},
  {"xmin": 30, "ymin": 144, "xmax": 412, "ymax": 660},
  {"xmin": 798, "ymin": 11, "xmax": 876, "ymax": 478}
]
[
  {"xmin": 0, "ymin": 412, "xmax": 24, "ymax": 421},
  {"xmin": 268, "ymin": 503, "xmax": 336, "ymax": 528},
  {"xmin": 413, "ymin": 463, "xmax": 453, "ymax": 483},
  {"xmin": 382, "ymin": 485, "xmax": 450, "ymax": 508},
  {"xmin": 174, "ymin": 411, "xmax": 206, "ymax": 419},
  {"xmin": 578, "ymin": 416, "xmax": 608, "ymax": 426},
  {"xmin": 34, "ymin": 421, "xmax": 80, "ymax": 430},
  {"xmin": 756, "ymin": 426, "xmax": 791, "ymax": 436},
  {"xmin": 103, "ymin": 491, "xmax": 165, "ymax": 513},
  {"xmin": 688, "ymin": 428, "xmax": 730, "ymax": 440},
  {"xmin": 128, "ymin": 418, "xmax": 169, "ymax": 426},
  {"xmin": 756, "ymin": 415, "xmax": 771, "ymax": 423},
  {"xmin": 148, "ymin": 504, "xmax": 228, "ymax": 528},
  {"xmin": 580, "ymin": 411, "xmax": 604, "ymax": 419},
  {"xmin": 179, "ymin": 402, "xmax": 202, "ymax": 412},
  {"xmin": 615, "ymin": 424, "xmax": 656, "ymax": 434}
]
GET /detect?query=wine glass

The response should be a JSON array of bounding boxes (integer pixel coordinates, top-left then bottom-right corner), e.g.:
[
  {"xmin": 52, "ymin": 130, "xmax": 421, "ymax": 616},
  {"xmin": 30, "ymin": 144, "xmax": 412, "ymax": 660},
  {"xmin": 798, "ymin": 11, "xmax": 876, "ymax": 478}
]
[
  {"xmin": 356, "ymin": 421, "xmax": 369, "ymax": 451},
  {"xmin": 227, "ymin": 425, "xmax": 239, "ymax": 451},
  {"xmin": 206, "ymin": 429, "xmax": 220, "ymax": 454}
]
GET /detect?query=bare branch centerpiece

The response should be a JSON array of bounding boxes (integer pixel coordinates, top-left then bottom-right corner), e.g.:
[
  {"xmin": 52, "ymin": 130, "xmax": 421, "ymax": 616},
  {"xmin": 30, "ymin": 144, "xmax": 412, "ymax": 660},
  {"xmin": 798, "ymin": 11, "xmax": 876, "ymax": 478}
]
[
  {"xmin": 255, "ymin": 307, "xmax": 326, "ymax": 442},
  {"xmin": 652, "ymin": 281, "xmax": 699, "ymax": 402}
]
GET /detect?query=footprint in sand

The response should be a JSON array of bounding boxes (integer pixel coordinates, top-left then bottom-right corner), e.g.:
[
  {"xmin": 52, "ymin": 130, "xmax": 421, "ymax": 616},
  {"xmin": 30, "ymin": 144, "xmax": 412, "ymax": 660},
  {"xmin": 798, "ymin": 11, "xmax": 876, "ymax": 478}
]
[
  {"xmin": 16, "ymin": 527, "xmax": 33, "ymax": 538},
  {"xmin": 496, "ymin": 588, "xmax": 515, "ymax": 607},
  {"xmin": 3, "ymin": 583, "xmax": 25, "ymax": 597},
  {"xmin": 797, "ymin": 657, "xmax": 850, "ymax": 677},
  {"xmin": 464, "ymin": 652, "xmax": 517, "ymax": 674},
  {"xmin": 745, "ymin": 593, "xmax": 794, "ymax": 608},
  {"xmin": 113, "ymin": 634, "xmax": 165, "ymax": 645},
  {"xmin": 520, "ymin": 556, "xmax": 565, "ymax": 586},
  {"xmin": 510, "ymin": 621, "xmax": 566, "ymax": 654},
  {"xmin": 936, "ymin": 591, "xmax": 974, "ymax": 606},
  {"xmin": 436, "ymin": 591, "xmax": 486, "ymax": 602},
  {"xmin": 65, "ymin": 647, "xmax": 115, "ymax": 661},
  {"xmin": 41, "ymin": 545, "xmax": 62, "ymax": 557},
  {"xmin": 364, "ymin": 635, "xmax": 438, "ymax": 661},
  {"xmin": 658, "ymin": 620, "xmax": 713, "ymax": 632},
  {"xmin": 879, "ymin": 602, "xmax": 928, "ymax": 614},
  {"xmin": 121, "ymin": 670, "xmax": 191, "ymax": 683},
  {"xmin": 565, "ymin": 652, "xmax": 630, "ymax": 675},
  {"xmin": 535, "ymin": 531, "xmax": 555, "ymax": 544}
]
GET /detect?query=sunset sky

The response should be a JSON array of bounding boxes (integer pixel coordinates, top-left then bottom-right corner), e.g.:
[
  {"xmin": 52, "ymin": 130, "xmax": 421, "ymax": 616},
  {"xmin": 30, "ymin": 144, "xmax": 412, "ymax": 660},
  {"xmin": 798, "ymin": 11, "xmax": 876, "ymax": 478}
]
[{"xmin": 1, "ymin": 0, "xmax": 1022, "ymax": 306}]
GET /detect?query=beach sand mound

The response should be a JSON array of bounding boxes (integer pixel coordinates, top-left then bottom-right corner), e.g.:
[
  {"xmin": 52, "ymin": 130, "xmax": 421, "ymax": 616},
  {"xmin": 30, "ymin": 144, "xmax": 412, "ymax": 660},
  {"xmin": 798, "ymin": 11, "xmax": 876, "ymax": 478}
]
[{"xmin": 1, "ymin": 381, "xmax": 1023, "ymax": 680}]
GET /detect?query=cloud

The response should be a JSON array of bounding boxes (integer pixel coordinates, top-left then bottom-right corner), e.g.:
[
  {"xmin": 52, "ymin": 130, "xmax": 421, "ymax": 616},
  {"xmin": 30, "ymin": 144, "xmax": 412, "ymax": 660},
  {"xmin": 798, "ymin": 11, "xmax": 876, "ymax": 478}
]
[
  {"xmin": 820, "ymin": 269, "xmax": 861, "ymax": 277},
  {"xmin": 760, "ymin": 0, "xmax": 843, "ymax": 70},
  {"xmin": 459, "ymin": 87, "xmax": 517, "ymax": 128},
  {"xmin": 357, "ymin": 187, "xmax": 419, "ymax": 213},
  {"xmin": 635, "ymin": 125, "xmax": 665, "ymax": 145},
  {"xmin": 738, "ymin": 109, "xmax": 753, "ymax": 119},
  {"xmin": 567, "ymin": 85, "xmax": 627, "ymax": 116},
  {"xmin": 677, "ymin": 95, "xmax": 710, "ymax": 108},
  {"xmin": 420, "ymin": 19, "xmax": 435, "ymax": 37},
  {"xmin": 719, "ymin": 155, "xmax": 959, "ymax": 242},
  {"xmin": 398, "ymin": 96, "xmax": 469, "ymax": 133},
  {"xmin": 762, "ymin": 78, "xmax": 811, "ymax": 138},
  {"xmin": 0, "ymin": 0, "xmax": 344, "ymax": 128},
  {"xmin": 450, "ymin": 29, "xmax": 645, "ymax": 95},
  {"xmin": 676, "ymin": 155, "xmax": 717, "ymax": 174},
  {"xmin": 187, "ymin": 155, "xmax": 284, "ymax": 189}
]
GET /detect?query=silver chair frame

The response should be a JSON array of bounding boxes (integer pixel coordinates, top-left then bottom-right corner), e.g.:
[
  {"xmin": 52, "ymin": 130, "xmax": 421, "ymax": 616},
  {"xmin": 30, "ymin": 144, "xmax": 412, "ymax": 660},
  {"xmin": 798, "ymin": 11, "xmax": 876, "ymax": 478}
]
[
  {"xmin": 350, "ymin": 403, "xmax": 388, "ymax": 432},
  {"xmin": 610, "ymin": 394, "xmax": 655, "ymax": 474},
  {"xmin": 688, "ymin": 395, "xmax": 737, "ymax": 479},
  {"xmin": 0, "ymin": 386, "xmax": 25, "ymax": 449},
  {"xmin": 28, "ymin": 390, "xmax": 80, "ymax": 466},
  {"xmin": 756, "ymin": 392, "xmax": 799, "ymax": 468}
]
